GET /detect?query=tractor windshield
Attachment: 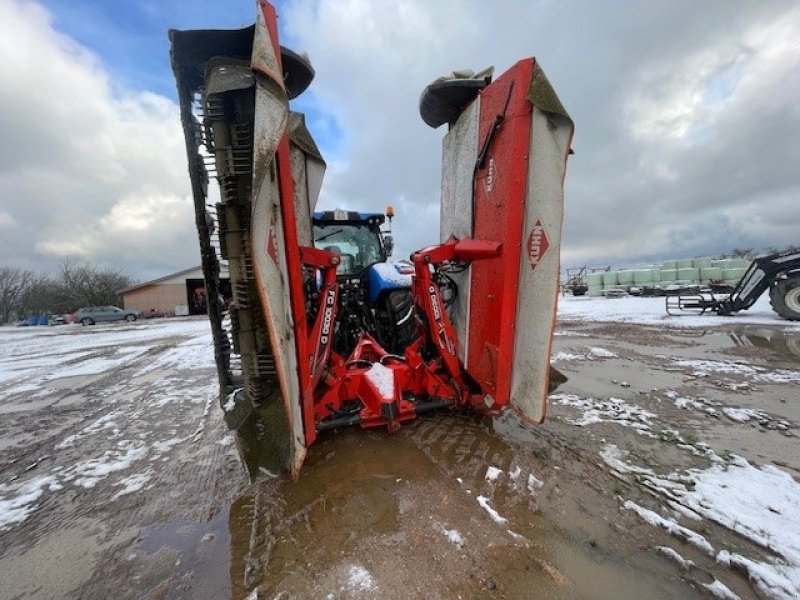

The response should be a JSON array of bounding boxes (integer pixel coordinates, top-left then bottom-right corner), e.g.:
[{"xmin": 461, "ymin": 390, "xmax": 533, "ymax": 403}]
[{"xmin": 313, "ymin": 222, "xmax": 385, "ymax": 275}]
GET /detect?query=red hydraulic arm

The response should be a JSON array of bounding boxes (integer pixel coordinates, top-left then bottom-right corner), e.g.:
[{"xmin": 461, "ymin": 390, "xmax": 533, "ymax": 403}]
[
  {"xmin": 304, "ymin": 236, "xmax": 501, "ymax": 435},
  {"xmin": 410, "ymin": 237, "xmax": 502, "ymax": 402}
]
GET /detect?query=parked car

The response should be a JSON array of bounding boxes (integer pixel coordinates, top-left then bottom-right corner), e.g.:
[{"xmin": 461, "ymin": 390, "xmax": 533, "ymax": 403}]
[{"xmin": 75, "ymin": 306, "xmax": 142, "ymax": 325}]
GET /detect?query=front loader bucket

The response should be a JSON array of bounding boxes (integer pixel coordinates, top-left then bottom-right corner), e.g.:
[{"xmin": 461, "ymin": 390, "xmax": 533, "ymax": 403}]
[{"xmin": 437, "ymin": 59, "xmax": 574, "ymax": 423}]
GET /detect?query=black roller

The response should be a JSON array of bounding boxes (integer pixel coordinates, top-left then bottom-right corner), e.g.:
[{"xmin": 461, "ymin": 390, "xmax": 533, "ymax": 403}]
[
  {"xmin": 419, "ymin": 78, "xmax": 488, "ymax": 129},
  {"xmin": 280, "ymin": 46, "xmax": 315, "ymax": 99}
]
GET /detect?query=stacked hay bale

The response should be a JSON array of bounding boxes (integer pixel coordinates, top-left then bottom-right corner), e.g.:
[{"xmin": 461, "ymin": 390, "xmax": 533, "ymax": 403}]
[{"xmin": 581, "ymin": 256, "xmax": 750, "ymax": 296}]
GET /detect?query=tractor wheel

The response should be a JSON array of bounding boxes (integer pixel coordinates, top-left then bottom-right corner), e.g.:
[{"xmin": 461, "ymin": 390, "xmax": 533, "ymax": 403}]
[
  {"xmin": 383, "ymin": 290, "xmax": 416, "ymax": 354},
  {"xmin": 770, "ymin": 276, "xmax": 800, "ymax": 321}
]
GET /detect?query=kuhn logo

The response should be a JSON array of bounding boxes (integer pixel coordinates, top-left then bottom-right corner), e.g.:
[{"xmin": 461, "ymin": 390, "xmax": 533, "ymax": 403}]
[
  {"xmin": 527, "ymin": 219, "xmax": 550, "ymax": 271},
  {"xmin": 319, "ymin": 289, "xmax": 336, "ymax": 345}
]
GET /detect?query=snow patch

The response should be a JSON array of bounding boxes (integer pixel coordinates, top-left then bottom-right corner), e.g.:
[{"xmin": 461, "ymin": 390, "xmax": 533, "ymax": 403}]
[
  {"xmin": 223, "ymin": 389, "xmax": 240, "ymax": 412},
  {"xmin": 673, "ymin": 358, "xmax": 800, "ymax": 384},
  {"xmin": 623, "ymin": 500, "xmax": 715, "ymax": 555},
  {"xmin": 113, "ymin": 469, "xmax": 153, "ymax": 499},
  {"xmin": 589, "ymin": 346, "xmax": 618, "ymax": 358},
  {"xmin": 65, "ymin": 440, "xmax": 148, "ymax": 488},
  {"xmin": 440, "ymin": 526, "xmax": 465, "ymax": 547},
  {"xmin": 551, "ymin": 393, "xmax": 656, "ymax": 434},
  {"xmin": 364, "ymin": 362, "xmax": 395, "ymax": 399},
  {"xmin": 677, "ymin": 459, "xmax": 800, "ymax": 569},
  {"xmin": 485, "ymin": 466, "xmax": 502, "ymax": 482},
  {"xmin": 347, "ymin": 564, "xmax": 377, "ymax": 591},
  {"xmin": 716, "ymin": 550, "xmax": 799, "ymax": 600},
  {"xmin": 0, "ymin": 475, "xmax": 59, "ymax": 530},
  {"xmin": 476, "ymin": 495, "xmax": 507, "ymax": 524},
  {"xmin": 655, "ymin": 545, "xmax": 694, "ymax": 570},
  {"xmin": 527, "ymin": 473, "xmax": 544, "ymax": 492},
  {"xmin": 557, "ymin": 294, "xmax": 800, "ymax": 329},
  {"xmin": 703, "ymin": 578, "xmax": 740, "ymax": 600}
]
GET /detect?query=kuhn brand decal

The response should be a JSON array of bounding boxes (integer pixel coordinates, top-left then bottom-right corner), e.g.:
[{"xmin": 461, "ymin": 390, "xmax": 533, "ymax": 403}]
[{"xmin": 527, "ymin": 219, "xmax": 550, "ymax": 271}]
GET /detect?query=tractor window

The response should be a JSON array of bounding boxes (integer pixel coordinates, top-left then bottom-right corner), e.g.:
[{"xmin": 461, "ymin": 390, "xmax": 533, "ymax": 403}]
[{"xmin": 313, "ymin": 223, "xmax": 384, "ymax": 275}]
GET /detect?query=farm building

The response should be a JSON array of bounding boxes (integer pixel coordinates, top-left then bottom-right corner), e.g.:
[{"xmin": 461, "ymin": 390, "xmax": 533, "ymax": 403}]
[{"xmin": 121, "ymin": 266, "xmax": 229, "ymax": 317}]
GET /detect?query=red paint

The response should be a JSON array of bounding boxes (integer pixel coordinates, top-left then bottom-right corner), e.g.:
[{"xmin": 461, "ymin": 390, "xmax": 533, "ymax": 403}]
[
  {"xmin": 467, "ymin": 59, "xmax": 536, "ymax": 406},
  {"xmin": 266, "ymin": 224, "xmax": 278, "ymax": 263},
  {"xmin": 258, "ymin": 1, "xmax": 317, "ymax": 447}
]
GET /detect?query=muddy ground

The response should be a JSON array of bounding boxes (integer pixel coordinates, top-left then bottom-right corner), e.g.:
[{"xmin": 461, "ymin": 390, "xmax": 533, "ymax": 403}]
[{"xmin": 0, "ymin": 313, "xmax": 798, "ymax": 599}]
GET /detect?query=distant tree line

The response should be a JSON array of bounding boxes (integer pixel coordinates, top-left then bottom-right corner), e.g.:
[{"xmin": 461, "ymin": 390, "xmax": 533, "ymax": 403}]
[
  {"xmin": 0, "ymin": 261, "xmax": 137, "ymax": 324},
  {"xmin": 717, "ymin": 244, "xmax": 799, "ymax": 260}
]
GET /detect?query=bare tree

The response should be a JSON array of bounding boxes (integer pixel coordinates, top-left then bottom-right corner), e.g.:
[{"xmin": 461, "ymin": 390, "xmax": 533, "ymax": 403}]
[
  {"xmin": 730, "ymin": 247, "xmax": 756, "ymax": 259},
  {"xmin": 0, "ymin": 266, "xmax": 33, "ymax": 323},
  {"xmin": 5, "ymin": 261, "xmax": 137, "ymax": 320},
  {"xmin": 58, "ymin": 260, "xmax": 136, "ymax": 310},
  {"xmin": 17, "ymin": 273, "xmax": 59, "ymax": 317}
]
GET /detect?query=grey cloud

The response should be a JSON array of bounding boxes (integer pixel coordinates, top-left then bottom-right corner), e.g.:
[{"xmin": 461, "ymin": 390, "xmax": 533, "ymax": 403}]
[
  {"xmin": 1, "ymin": 0, "xmax": 798, "ymax": 283},
  {"xmin": 284, "ymin": 0, "xmax": 799, "ymax": 268}
]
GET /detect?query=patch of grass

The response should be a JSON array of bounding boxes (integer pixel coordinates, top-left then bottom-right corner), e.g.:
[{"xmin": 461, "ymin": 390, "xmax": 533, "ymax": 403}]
[
  {"xmin": 683, "ymin": 432, "xmax": 698, "ymax": 445},
  {"xmin": 612, "ymin": 483, "xmax": 625, "ymax": 496}
]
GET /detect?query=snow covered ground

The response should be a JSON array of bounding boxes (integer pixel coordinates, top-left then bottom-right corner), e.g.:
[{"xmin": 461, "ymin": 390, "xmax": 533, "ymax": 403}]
[
  {"xmin": 0, "ymin": 318, "xmax": 221, "ymax": 533},
  {"xmin": 551, "ymin": 298, "xmax": 800, "ymax": 600},
  {"xmin": 0, "ymin": 299, "xmax": 798, "ymax": 598},
  {"xmin": 558, "ymin": 293, "xmax": 800, "ymax": 329}
]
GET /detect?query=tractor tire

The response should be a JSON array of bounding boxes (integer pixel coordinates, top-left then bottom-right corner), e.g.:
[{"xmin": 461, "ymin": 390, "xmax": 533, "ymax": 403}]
[
  {"xmin": 770, "ymin": 275, "xmax": 800, "ymax": 321},
  {"xmin": 383, "ymin": 289, "xmax": 416, "ymax": 354}
]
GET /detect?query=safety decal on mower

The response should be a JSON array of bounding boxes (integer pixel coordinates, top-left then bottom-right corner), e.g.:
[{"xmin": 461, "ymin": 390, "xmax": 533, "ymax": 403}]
[{"xmin": 527, "ymin": 218, "xmax": 550, "ymax": 271}]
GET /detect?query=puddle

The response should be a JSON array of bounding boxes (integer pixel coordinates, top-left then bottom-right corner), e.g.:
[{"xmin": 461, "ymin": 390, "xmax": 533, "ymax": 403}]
[
  {"xmin": 131, "ymin": 509, "xmax": 232, "ymax": 599},
  {"xmin": 133, "ymin": 414, "xmax": 709, "ymax": 599},
  {"xmin": 667, "ymin": 327, "xmax": 800, "ymax": 362}
]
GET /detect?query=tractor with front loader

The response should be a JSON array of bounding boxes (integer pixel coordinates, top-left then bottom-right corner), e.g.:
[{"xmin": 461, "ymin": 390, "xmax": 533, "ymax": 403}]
[{"xmin": 666, "ymin": 251, "xmax": 800, "ymax": 321}]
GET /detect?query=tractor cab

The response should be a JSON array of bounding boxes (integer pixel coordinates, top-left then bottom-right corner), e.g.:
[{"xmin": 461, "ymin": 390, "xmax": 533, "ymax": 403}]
[{"xmin": 312, "ymin": 210, "xmax": 388, "ymax": 277}]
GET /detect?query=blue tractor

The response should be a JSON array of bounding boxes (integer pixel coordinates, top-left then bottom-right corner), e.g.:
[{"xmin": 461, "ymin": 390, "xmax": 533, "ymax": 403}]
[{"xmin": 311, "ymin": 209, "xmax": 417, "ymax": 355}]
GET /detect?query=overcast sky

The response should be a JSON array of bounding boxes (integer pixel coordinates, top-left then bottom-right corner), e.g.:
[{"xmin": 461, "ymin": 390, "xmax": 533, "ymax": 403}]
[{"xmin": 1, "ymin": 0, "xmax": 798, "ymax": 281}]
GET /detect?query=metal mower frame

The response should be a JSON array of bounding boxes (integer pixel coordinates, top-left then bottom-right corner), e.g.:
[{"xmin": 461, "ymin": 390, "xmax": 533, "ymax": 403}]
[{"xmin": 304, "ymin": 237, "xmax": 501, "ymax": 440}]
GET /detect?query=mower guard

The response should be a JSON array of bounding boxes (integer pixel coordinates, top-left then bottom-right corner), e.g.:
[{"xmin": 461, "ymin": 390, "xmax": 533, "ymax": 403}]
[{"xmin": 439, "ymin": 59, "xmax": 574, "ymax": 423}]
